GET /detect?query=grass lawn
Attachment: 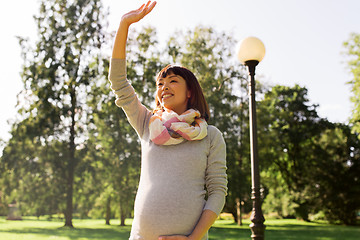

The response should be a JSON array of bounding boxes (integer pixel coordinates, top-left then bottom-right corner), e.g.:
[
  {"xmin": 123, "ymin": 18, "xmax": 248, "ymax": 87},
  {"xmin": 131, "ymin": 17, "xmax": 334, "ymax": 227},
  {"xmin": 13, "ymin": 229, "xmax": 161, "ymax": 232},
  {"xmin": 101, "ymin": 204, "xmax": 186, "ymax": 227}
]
[
  {"xmin": 211, "ymin": 219, "xmax": 360, "ymax": 240},
  {"xmin": 0, "ymin": 216, "xmax": 359, "ymax": 239}
]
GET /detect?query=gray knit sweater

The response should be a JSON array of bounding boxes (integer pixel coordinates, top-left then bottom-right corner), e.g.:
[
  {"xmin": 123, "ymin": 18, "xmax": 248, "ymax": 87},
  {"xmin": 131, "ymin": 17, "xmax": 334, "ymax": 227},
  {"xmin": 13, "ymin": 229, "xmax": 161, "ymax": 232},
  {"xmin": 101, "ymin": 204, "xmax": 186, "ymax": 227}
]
[{"xmin": 109, "ymin": 59, "xmax": 228, "ymax": 240}]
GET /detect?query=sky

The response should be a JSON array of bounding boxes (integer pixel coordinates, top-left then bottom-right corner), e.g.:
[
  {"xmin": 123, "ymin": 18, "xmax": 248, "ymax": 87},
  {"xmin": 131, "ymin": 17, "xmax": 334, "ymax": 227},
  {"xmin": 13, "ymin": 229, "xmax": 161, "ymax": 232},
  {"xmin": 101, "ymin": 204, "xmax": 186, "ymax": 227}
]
[{"xmin": 1, "ymin": 0, "xmax": 359, "ymax": 143}]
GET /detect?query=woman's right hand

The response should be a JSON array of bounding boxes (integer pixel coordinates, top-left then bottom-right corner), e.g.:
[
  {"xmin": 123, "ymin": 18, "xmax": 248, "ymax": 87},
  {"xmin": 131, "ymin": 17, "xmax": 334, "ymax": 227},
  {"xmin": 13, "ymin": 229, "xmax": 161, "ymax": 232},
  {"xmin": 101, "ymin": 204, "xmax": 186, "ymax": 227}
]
[
  {"xmin": 112, "ymin": 1, "xmax": 156, "ymax": 59},
  {"xmin": 121, "ymin": 1, "xmax": 157, "ymax": 27}
]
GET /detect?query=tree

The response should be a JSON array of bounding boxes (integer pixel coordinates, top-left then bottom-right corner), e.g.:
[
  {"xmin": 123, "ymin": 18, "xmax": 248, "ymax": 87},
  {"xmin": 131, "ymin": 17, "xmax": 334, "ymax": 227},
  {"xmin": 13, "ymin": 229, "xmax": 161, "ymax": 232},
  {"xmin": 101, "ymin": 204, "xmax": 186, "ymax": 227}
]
[
  {"xmin": 261, "ymin": 168, "xmax": 297, "ymax": 218},
  {"xmin": 1, "ymin": 117, "xmax": 62, "ymax": 218},
  {"xmin": 312, "ymin": 124, "xmax": 360, "ymax": 225},
  {"xmin": 15, "ymin": 0, "xmax": 107, "ymax": 227},
  {"xmin": 258, "ymin": 84, "xmax": 360, "ymax": 225},
  {"xmin": 344, "ymin": 33, "xmax": 360, "ymax": 137},
  {"xmin": 258, "ymin": 84, "xmax": 328, "ymax": 221}
]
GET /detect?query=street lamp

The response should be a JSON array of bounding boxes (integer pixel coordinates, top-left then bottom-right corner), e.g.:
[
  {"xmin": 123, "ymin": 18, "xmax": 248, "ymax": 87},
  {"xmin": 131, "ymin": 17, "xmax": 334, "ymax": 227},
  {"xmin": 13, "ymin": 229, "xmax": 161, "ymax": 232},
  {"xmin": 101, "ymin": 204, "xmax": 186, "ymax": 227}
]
[{"xmin": 237, "ymin": 36, "xmax": 266, "ymax": 240}]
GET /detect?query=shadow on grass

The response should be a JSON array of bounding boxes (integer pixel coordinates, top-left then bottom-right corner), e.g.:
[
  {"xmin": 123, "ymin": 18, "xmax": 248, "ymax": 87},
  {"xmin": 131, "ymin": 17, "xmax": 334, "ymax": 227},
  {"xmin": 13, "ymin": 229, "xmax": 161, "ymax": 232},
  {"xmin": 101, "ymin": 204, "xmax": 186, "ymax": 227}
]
[
  {"xmin": 209, "ymin": 226, "xmax": 251, "ymax": 240},
  {"xmin": 0, "ymin": 225, "xmax": 131, "ymax": 239},
  {"xmin": 209, "ymin": 220, "xmax": 360, "ymax": 240},
  {"xmin": 2, "ymin": 218, "xmax": 359, "ymax": 240}
]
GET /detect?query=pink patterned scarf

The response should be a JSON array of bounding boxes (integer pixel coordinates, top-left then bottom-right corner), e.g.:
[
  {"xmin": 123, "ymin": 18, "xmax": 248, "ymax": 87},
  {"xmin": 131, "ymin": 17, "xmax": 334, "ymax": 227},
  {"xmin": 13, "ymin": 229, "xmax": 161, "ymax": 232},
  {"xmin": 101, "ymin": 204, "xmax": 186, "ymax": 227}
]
[{"xmin": 149, "ymin": 109, "xmax": 208, "ymax": 145}]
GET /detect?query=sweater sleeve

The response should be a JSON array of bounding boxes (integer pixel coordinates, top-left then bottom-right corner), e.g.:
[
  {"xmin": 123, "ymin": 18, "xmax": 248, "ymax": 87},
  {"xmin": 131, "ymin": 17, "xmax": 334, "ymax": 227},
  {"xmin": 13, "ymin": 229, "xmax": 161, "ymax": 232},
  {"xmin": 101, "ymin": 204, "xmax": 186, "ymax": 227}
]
[
  {"xmin": 204, "ymin": 126, "xmax": 228, "ymax": 216},
  {"xmin": 108, "ymin": 58, "xmax": 151, "ymax": 137}
]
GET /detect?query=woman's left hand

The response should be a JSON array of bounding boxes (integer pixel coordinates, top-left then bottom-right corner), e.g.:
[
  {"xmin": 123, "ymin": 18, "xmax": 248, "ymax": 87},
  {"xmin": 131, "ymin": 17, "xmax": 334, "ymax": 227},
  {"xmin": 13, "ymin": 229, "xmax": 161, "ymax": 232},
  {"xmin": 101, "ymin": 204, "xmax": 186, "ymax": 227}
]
[{"xmin": 158, "ymin": 235, "xmax": 190, "ymax": 240}]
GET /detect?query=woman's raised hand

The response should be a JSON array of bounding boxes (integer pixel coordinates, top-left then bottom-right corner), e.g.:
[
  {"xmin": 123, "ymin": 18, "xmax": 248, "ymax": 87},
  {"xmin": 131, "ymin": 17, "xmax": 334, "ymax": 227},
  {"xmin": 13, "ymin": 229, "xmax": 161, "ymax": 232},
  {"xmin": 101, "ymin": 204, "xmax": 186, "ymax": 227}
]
[
  {"xmin": 121, "ymin": 1, "xmax": 157, "ymax": 27},
  {"xmin": 111, "ymin": 1, "xmax": 156, "ymax": 58}
]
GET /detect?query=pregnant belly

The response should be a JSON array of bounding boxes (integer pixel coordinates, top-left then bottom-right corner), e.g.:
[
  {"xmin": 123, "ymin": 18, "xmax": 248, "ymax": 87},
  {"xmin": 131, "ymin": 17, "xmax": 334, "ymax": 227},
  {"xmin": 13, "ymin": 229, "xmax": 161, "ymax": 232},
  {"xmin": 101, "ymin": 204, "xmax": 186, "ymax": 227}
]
[{"xmin": 131, "ymin": 185, "xmax": 206, "ymax": 239}]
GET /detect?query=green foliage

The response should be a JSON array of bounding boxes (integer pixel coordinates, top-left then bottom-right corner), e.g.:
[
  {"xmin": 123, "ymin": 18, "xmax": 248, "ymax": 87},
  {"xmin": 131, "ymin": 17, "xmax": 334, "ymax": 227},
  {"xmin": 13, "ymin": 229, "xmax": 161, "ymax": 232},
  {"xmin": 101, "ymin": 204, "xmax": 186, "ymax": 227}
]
[
  {"xmin": 262, "ymin": 168, "xmax": 297, "ymax": 218},
  {"xmin": 344, "ymin": 33, "xmax": 360, "ymax": 136},
  {"xmin": 258, "ymin": 84, "xmax": 325, "ymax": 220},
  {"xmin": 311, "ymin": 125, "xmax": 360, "ymax": 225},
  {"xmin": 1, "ymin": 0, "xmax": 108, "ymax": 227},
  {"xmin": 258, "ymin": 84, "xmax": 360, "ymax": 225}
]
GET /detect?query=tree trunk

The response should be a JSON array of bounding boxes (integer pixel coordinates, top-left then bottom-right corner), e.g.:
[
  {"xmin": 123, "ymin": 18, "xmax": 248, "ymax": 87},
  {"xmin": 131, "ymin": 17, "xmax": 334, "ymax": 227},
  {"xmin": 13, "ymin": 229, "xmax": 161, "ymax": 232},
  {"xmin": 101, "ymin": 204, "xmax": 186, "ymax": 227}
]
[
  {"xmin": 105, "ymin": 196, "xmax": 111, "ymax": 225},
  {"xmin": 236, "ymin": 197, "xmax": 243, "ymax": 226},
  {"xmin": 64, "ymin": 87, "xmax": 76, "ymax": 228},
  {"xmin": 119, "ymin": 198, "xmax": 126, "ymax": 226},
  {"xmin": 64, "ymin": 166, "xmax": 74, "ymax": 227},
  {"xmin": 120, "ymin": 212, "xmax": 126, "ymax": 226},
  {"xmin": 120, "ymin": 206, "xmax": 126, "ymax": 226}
]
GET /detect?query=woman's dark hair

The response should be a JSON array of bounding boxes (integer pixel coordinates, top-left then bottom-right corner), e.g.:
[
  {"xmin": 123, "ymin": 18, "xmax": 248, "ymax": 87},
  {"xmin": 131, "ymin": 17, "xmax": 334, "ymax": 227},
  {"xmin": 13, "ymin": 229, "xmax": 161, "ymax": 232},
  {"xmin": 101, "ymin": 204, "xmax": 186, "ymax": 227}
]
[{"xmin": 154, "ymin": 65, "xmax": 210, "ymax": 122}]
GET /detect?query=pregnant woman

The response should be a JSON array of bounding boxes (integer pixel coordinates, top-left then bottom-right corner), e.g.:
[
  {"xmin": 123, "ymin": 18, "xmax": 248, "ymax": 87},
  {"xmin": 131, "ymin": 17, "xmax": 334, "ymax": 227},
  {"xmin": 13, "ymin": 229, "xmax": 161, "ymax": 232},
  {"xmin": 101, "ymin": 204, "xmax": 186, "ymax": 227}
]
[{"xmin": 108, "ymin": 2, "xmax": 228, "ymax": 239}]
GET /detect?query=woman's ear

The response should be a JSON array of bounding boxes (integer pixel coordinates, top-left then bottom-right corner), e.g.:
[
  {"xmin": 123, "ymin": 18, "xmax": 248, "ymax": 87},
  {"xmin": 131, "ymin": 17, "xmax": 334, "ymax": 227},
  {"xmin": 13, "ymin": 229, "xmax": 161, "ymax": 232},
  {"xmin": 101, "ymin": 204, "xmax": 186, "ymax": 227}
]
[{"xmin": 187, "ymin": 90, "xmax": 191, "ymax": 99}]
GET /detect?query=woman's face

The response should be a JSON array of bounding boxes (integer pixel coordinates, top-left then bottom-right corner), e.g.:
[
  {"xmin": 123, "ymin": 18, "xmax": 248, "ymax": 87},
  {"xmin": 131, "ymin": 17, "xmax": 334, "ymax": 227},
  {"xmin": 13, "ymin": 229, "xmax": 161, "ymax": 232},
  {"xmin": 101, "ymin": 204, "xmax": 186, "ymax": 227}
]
[{"xmin": 156, "ymin": 73, "xmax": 191, "ymax": 115}]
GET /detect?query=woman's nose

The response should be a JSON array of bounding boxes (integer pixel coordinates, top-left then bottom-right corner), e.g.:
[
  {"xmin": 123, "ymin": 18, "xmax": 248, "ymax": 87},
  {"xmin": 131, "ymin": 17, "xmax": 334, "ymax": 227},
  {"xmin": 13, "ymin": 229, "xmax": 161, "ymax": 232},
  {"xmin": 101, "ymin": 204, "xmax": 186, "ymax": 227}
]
[{"xmin": 163, "ymin": 83, "xmax": 170, "ymax": 90}]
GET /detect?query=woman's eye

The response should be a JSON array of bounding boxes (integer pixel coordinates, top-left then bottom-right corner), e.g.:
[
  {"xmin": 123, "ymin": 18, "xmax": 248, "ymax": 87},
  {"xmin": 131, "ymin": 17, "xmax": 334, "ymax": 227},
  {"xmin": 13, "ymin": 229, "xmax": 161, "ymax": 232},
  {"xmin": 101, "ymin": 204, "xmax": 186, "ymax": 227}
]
[{"xmin": 171, "ymin": 80, "xmax": 177, "ymax": 83}]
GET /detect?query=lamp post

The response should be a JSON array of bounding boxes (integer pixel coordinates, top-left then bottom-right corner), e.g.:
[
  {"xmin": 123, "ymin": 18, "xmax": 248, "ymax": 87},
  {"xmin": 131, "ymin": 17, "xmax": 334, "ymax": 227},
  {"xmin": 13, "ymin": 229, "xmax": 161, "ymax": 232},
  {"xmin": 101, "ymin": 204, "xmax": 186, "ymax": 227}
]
[{"xmin": 237, "ymin": 36, "xmax": 266, "ymax": 240}]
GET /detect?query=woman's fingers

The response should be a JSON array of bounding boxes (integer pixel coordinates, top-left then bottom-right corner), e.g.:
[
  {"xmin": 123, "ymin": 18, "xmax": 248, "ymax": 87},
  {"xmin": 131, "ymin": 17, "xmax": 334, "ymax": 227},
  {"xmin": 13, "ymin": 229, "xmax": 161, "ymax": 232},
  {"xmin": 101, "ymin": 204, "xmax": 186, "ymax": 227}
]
[
  {"xmin": 146, "ymin": 1, "xmax": 157, "ymax": 15},
  {"xmin": 121, "ymin": 1, "xmax": 156, "ymax": 26},
  {"xmin": 137, "ymin": 1, "xmax": 156, "ymax": 21},
  {"xmin": 140, "ymin": 1, "xmax": 156, "ymax": 17},
  {"xmin": 137, "ymin": 3, "xmax": 145, "ymax": 11}
]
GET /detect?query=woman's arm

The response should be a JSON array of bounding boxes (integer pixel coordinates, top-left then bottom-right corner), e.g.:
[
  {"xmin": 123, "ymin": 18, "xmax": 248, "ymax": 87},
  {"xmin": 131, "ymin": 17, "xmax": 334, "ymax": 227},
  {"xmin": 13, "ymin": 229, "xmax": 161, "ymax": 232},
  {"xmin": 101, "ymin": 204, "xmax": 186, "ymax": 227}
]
[
  {"xmin": 188, "ymin": 210, "xmax": 218, "ymax": 240},
  {"xmin": 111, "ymin": 1, "xmax": 156, "ymax": 59},
  {"xmin": 108, "ymin": 1, "xmax": 156, "ymax": 137},
  {"xmin": 159, "ymin": 210, "xmax": 218, "ymax": 240}
]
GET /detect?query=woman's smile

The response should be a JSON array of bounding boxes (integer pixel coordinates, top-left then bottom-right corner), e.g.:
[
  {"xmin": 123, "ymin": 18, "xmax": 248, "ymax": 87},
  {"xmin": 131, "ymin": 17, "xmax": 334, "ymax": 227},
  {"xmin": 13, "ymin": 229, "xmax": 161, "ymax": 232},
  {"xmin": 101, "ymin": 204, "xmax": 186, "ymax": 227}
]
[{"xmin": 162, "ymin": 93, "xmax": 173, "ymax": 100}]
